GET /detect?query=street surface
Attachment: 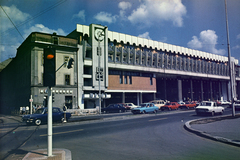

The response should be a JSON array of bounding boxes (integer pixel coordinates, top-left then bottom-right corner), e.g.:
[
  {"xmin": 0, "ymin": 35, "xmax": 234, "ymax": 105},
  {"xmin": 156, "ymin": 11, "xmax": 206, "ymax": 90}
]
[{"xmin": 1, "ymin": 108, "xmax": 240, "ymax": 160}]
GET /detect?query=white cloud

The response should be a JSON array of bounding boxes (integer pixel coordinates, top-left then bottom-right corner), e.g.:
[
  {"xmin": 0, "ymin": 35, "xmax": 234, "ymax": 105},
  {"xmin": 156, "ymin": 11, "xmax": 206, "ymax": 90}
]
[
  {"xmin": 0, "ymin": 5, "xmax": 31, "ymax": 32},
  {"xmin": 23, "ymin": 24, "xmax": 67, "ymax": 37},
  {"xmin": 187, "ymin": 36, "xmax": 202, "ymax": 49},
  {"xmin": 94, "ymin": 12, "xmax": 117, "ymax": 24},
  {"xmin": 119, "ymin": 1, "xmax": 132, "ymax": 18},
  {"xmin": 119, "ymin": 1, "xmax": 132, "ymax": 10},
  {"xmin": 72, "ymin": 10, "xmax": 85, "ymax": 22},
  {"xmin": 138, "ymin": 32, "xmax": 151, "ymax": 39},
  {"xmin": 237, "ymin": 34, "xmax": 240, "ymax": 39},
  {"xmin": 187, "ymin": 30, "xmax": 226, "ymax": 56},
  {"xmin": 233, "ymin": 45, "xmax": 240, "ymax": 50},
  {"xmin": 1, "ymin": 23, "xmax": 67, "ymax": 62},
  {"xmin": 0, "ymin": 5, "xmax": 31, "ymax": 62},
  {"xmin": 128, "ymin": 0, "xmax": 187, "ymax": 27}
]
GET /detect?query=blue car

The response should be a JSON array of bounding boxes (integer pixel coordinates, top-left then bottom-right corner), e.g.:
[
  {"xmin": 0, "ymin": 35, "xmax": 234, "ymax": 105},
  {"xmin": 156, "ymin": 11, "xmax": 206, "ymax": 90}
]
[
  {"xmin": 22, "ymin": 107, "xmax": 71, "ymax": 125},
  {"xmin": 131, "ymin": 103, "xmax": 158, "ymax": 114}
]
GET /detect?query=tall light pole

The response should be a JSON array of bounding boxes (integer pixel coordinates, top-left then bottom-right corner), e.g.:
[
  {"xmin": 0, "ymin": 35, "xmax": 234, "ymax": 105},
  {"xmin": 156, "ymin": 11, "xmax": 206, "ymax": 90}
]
[
  {"xmin": 225, "ymin": 0, "xmax": 235, "ymax": 117},
  {"xmin": 95, "ymin": 27, "xmax": 107, "ymax": 114}
]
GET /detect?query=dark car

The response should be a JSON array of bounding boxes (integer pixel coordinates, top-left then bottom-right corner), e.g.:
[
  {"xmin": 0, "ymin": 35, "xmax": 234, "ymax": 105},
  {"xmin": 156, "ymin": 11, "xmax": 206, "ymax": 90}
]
[
  {"xmin": 101, "ymin": 104, "xmax": 127, "ymax": 113},
  {"xmin": 22, "ymin": 107, "xmax": 71, "ymax": 125},
  {"xmin": 118, "ymin": 103, "xmax": 131, "ymax": 110}
]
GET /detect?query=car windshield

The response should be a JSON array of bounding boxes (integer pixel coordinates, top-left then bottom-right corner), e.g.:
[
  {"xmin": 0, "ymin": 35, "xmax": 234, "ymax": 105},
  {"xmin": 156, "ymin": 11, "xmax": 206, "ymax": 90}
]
[
  {"xmin": 34, "ymin": 108, "xmax": 45, "ymax": 114},
  {"xmin": 200, "ymin": 102, "xmax": 212, "ymax": 106}
]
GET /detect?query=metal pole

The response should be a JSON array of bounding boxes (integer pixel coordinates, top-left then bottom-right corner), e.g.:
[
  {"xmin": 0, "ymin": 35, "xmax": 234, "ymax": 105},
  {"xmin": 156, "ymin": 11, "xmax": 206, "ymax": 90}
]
[
  {"xmin": 30, "ymin": 95, "xmax": 32, "ymax": 114},
  {"xmin": 225, "ymin": 0, "xmax": 235, "ymax": 116},
  {"xmin": 98, "ymin": 41, "xmax": 101, "ymax": 114},
  {"xmin": 47, "ymin": 87, "xmax": 53, "ymax": 156}
]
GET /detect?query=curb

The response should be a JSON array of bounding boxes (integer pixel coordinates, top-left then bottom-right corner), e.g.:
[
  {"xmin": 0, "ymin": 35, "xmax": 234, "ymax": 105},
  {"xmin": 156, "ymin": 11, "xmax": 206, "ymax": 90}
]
[
  {"xmin": 22, "ymin": 148, "xmax": 71, "ymax": 160},
  {"xmin": 184, "ymin": 114, "xmax": 240, "ymax": 147}
]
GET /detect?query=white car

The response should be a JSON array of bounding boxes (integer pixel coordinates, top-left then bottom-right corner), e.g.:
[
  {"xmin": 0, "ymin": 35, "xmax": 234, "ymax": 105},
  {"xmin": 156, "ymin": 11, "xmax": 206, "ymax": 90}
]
[
  {"xmin": 219, "ymin": 100, "xmax": 231, "ymax": 106},
  {"xmin": 195, "ymin": 101, "xmax": 224, "ymax": 116},
  {"xmin": 148, "ymin": 100, "xmax": 166, "ymax": 110},
  {"xmin": 125, "ymin": 103, "xmax": 138, "ymax": 109}
]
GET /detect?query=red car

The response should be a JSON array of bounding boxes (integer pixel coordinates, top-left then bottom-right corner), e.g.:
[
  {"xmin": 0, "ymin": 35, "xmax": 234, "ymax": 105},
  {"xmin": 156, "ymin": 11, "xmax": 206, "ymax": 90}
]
[
  {"xmin": 161, "ymin": 102, "xmax": 180, "ymax": 111},
  {"xmin": 179, "ymin": 102, "xmax": 196, "ymax": 109}
]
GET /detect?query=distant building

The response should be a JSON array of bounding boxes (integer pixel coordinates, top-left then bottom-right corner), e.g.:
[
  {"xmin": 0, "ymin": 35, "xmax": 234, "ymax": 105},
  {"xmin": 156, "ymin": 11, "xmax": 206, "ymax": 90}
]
[{"xmin": 1, "ymin": 23, "xmax": 240, "ymax": 114}]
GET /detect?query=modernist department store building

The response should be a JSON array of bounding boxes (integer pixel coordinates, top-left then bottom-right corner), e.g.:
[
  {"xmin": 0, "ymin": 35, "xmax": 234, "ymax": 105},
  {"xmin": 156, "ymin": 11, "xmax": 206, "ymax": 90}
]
[{"xmin": 1, "ymin": 23, "xmax": 240, "ymax": 112}]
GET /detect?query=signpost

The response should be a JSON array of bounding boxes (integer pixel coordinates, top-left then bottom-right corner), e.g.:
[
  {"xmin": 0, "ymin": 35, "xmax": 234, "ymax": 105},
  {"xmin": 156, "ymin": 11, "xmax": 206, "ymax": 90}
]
[{"xmin": 47, "ymin": 87, "xmax": 53, "ymax": 157}]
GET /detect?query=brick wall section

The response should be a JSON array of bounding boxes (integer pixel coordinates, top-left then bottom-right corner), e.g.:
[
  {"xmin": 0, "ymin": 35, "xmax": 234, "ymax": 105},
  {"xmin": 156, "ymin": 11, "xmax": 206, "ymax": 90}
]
[{"xmin": 108, "ymin": 75, "xmax": 156, "ymax": 91}]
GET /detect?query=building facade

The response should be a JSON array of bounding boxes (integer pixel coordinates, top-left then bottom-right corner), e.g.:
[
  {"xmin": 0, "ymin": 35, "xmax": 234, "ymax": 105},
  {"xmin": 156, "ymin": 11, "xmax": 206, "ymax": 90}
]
[{"xmin": 0, "ymin": 23, "xmax": 240, "ymax": 113}]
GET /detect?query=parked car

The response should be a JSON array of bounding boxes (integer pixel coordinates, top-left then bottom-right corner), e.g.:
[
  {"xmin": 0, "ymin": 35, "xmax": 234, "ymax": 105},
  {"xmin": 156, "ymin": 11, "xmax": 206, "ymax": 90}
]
[
  {"xmin": 118, "ymin": 103, "xmax": 131, "ymax": 110},
  {"xmin": 124, "ymin": 103, "xmax": 138, "ymax": 109},
  {"xmin": 195, "ymin": 101, "xmax": 224, "ymax": 116},
  {"xmin": 219, "ymin": 100, "xmax": 231, "ymax": 106},
  {"xmin": 179, "ymin": 102, "xmax": 196, "ymax": 109},
  {"xmin": 102, "ymin": 104, "xmax": 127, "ymax": 113},
  {"xmin": 131, "ymin": 103, "xmax": 158, "ymax": 114},
  {"xmin": 161, "ymin": 102, "xmax": 180, "ymax": 111},
  {"xmin": 234, "ymin": 100, "xmax": 240, "ymax": 110},
  {"xmin": 148, "ymin": 100, "xmax": 166, "ymax": 110},
  {"xmin": 22, "ymin": 107, "xmax": 71, "ymax": 125}
]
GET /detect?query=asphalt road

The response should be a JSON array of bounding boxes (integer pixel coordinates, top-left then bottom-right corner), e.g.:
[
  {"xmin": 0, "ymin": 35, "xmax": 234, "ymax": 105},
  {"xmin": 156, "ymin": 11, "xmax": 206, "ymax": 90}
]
[{"xmin": 1, "ymin": 108, "xmax": 240, "ymax": 160}]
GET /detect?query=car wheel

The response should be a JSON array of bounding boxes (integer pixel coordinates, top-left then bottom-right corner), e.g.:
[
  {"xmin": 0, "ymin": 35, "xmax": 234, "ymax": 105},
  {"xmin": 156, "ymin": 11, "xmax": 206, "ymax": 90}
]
[
  {"xmin": 35, "ymin": 119, "xmax": 41, "ymax": 125},
  {"xmin": 154, "ymin": 110, "xmax": 157, "ymax": 114},
  {"xmin": 119, "ymin": 110, "xmax": 122, "ymax": 113},
  {"xmin": 142, "ymin": 110, "xmax": 146, "ymax": 114},
  {"xmin": 169, "ymin": 108, "xmax": 171, "ymax": 111}
]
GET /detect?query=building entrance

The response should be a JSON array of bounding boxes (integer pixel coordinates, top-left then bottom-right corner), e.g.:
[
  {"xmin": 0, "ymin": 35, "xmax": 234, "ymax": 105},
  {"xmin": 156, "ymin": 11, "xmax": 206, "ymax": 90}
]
[{"xmin": 65, "ymin": 96, "xmax": 73, "ymax": 109}]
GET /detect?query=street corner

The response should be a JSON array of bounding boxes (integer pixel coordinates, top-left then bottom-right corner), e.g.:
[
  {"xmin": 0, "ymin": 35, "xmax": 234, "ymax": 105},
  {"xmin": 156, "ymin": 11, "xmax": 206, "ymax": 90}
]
[{"xmin": 184, "ymin": 113, "xmax": 240, "ymax": 147}]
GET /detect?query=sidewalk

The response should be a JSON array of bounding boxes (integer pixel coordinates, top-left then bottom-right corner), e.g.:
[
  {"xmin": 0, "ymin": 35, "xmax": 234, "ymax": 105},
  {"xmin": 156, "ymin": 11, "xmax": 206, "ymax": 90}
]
[{"xmin": 184, "ymin": 114, "xmax": 240, "ymax": 147}]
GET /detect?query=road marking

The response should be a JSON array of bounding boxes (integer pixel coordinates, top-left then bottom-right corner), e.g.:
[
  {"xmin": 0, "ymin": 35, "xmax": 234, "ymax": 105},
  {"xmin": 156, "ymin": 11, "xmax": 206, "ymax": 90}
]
[
  {"xmin": 40, "ymin": 129, "xmax": 84, "ymax": 136},
  {"xmin": 149, "ymin": 117, "xmax": 167, "ymax": 122}
]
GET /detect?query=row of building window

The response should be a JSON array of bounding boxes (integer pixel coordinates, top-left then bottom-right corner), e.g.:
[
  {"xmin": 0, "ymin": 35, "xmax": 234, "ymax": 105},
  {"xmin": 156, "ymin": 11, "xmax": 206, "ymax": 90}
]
[
  {"xmin": 120, "ymin": 75, "xmax": 132, "ymax": 84},
  {"xmin": 107, "ymin": 45, "xmax": 239, "ymax": 77}
]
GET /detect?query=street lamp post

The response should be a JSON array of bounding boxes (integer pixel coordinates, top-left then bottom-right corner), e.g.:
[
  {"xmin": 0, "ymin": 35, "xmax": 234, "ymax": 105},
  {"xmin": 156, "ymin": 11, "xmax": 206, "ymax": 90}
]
[
  {"xmin": 225, "ymin": 0, "xmax": 235, "ymax": 117},
  {"xmin": 96, "ymin": 27, "xmax": 107, "ymax": 114}
]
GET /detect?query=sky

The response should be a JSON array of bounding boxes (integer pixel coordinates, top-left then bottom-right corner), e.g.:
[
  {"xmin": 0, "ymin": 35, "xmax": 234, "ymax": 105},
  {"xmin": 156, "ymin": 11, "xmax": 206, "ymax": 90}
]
[{"xmin": 1, "ymin": 0, "xmax": 240, "ymax": 64}]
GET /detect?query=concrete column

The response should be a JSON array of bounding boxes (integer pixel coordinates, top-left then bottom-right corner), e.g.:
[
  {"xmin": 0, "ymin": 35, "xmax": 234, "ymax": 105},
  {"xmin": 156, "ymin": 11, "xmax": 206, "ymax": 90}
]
[
  {"xmin": 164, "ymin": 78, "xmax": 167, "ymax": 100},
  {"xmin": 190, "ymin": 79, "xmax": 193, "ymax": 101},
  {"xmin": 210, "ymin": 81, "xmax": 213, "ymax": 101},
  {"xmin": 201, "ymin": 80, "xmax": 204, "ymax": 101},
  {"xmin": 178, "ymin": 79, "xmax": 182, "ymax": 102},
  {"xmin": 219, "ymin": 81, "xmax": 222, "ymax": 100},
  {"xmin": 122, "ymin": 92, "xmax": 125, "ymax": 103},
  {"xmin": 137, "ymin": 92, "xmax": 140, "ymax": 106},
  {"xmin": 140, "ymin": 92, "xmax": 142, "ymax": 104}
]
